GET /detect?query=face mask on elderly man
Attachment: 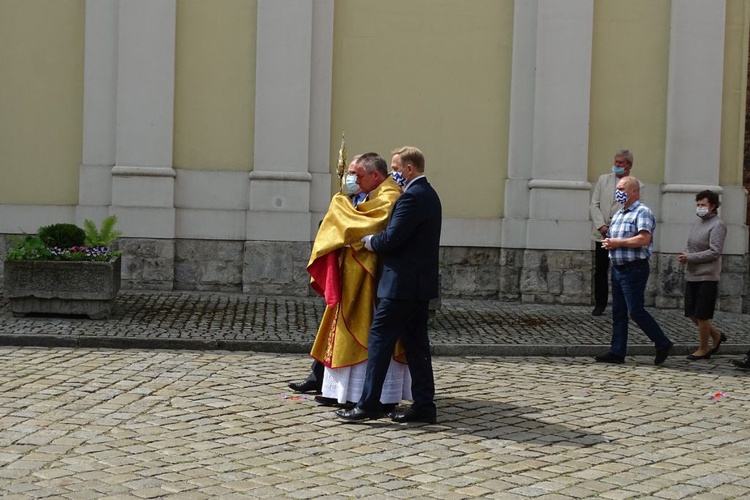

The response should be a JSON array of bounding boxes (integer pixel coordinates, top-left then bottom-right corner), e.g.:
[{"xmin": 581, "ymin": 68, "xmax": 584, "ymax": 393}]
[
  {"xmin": 341, "ymin": 174, "xmax": 360, "ymax": 196},
  {"xmin": 614, "ymin": 190, "xmax": 629, "ymax": 206}
]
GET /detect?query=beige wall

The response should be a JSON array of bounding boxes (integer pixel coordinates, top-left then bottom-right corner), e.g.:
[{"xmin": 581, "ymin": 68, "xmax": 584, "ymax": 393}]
[
  {"xmin": 173, "ymin": 0, "xmax": 256, "ymax": 171},
  {"xmin": 330, "ymin": 0, "xmax": 513, "ymax": 218},
  {"xmin": 588, "ymin": 0, "xmax": 671, "ymax": 185},
  {"xmin": 720, "ymin": 0, "xmax": 750, "ymax": 186},
  {"xmin": 0, "ymin": 0, "xmax": 747, "ymax": 210},
  {"xmin": 0, "ymin": 0, "xmax": 84, "ymax": 205}
]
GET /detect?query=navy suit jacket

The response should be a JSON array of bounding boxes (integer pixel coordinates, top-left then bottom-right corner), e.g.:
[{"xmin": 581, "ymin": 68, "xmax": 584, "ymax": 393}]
[{"xmin": 370, "ymin": 177, "xmax": 442, "ymax": 301}]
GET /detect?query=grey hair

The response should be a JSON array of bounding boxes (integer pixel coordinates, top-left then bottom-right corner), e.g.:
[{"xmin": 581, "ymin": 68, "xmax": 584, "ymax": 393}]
[
  {"xmin": 356, "ymin": 152, "xmax": 388, "ymax": 178},
  {"xmin": 615, "ymin": 149, "xmax": 633, "ymax": 165}
]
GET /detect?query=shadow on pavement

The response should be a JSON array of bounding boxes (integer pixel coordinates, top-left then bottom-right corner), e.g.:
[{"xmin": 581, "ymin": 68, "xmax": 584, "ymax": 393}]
[{"xmin": 335, "ymin": 396, "xmax": 610, "ymax": 448}]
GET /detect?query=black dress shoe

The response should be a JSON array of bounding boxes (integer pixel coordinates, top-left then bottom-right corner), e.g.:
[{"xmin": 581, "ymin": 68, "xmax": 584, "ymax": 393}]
[
  {"xmin": 654, "ymin": 342, "xmax": 673, "ymax": 366},
  {"xmin": 732, "ymin": 356, "xmax": 750, "ymax": 370},
  {"xmin": 390, "ymin": 407, "xmax": 437, "ymax": 424},
  {"xmin": 335, "ymin": 407, "xmax": 383, "ymax": 421},
  {"xmin": 591, "ymin": 306, "xmax": 605, "ymax": 316},
  {"xmin": 594, "ymin": 352, "xmax": 624, "ymax": 364},
  {"xmin": 686, "ymin": 352, "xmax": 711, "ymax": 361},
  {"xmin": 288, "ymin": 379, "xmax": 320, "ymax": 394},
  {"xmin": 314, "ymin": 395, "xmax": 338, "ymax": 406},
  {"xmin": 314, "ymin": 396, "xmax": 354, "ymax": 409}
]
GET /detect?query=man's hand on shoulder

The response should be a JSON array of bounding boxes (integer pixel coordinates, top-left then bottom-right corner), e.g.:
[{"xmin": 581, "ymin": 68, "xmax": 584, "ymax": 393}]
[{"xmin": 362, "ymin": 235, "xmax": 373, "ymax": 251}]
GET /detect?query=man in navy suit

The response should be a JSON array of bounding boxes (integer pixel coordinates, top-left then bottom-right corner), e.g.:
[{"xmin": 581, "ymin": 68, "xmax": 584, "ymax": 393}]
[{"xmin": 336, "ymin": 146, "xmax": 442, "ymax": 424}]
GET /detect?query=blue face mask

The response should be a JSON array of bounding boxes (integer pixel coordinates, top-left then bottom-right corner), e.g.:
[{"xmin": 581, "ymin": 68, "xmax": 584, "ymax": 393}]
[
  {"xmin": 612, "ymin": 165, "xmax": 626, "ymax": 176},
  {"xmin": 615, "ymin": 190, "xmax": 629, "ymax": 206},
  {"xmin": 342, "ymin": 174, "xmax": 359, "ymax": 195},
  {"xmin": 391, "ymin": 171, "xmax": 406, "ymax": 188}
]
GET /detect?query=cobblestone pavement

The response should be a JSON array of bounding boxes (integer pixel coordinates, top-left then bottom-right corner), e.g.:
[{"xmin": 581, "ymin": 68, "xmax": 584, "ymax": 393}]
[
  {"xmin": 0, "ymin": 291, "xmax": 748, "ymax": 357},
  {"xmin": 2, "ymin": 347, "xmax": 750, "ymax": 499}
]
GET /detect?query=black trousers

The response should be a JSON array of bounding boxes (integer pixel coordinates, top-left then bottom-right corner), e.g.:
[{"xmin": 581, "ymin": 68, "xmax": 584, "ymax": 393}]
[
  {"xmin": 303, "ymin": 359, "xmax": 324, "ymax": 391},
  {"xmin": 594, "ymin": 241, "xmax": 610, "ymax": 308}
]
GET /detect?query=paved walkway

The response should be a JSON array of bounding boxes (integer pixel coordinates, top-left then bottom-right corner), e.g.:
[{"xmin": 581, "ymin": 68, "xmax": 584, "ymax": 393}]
[
  {"xmin": 1, "ymin": 347, "xmax": 750, "ymax": 499},
  {"xmin": 0, "ymin": 290, "xmax": 748, "ymax": 357},
  {"xmin": 2, "ymin": 293, "xmax": 750, "ymax": 498}
]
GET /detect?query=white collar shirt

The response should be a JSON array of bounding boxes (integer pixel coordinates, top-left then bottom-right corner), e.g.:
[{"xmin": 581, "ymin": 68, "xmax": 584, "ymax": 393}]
[{"xmin": 404, "ymin": 174, "xmax": 425, "ymax": 192}]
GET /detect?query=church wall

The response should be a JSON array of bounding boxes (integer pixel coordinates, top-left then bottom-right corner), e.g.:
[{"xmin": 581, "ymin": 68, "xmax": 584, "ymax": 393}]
[
  {"xmin": 0, "ymin": 0, "xmax": 747, "ymax": 311},
  {"xmin": 330, "ymin": 0, "xmax": 513, "ymax": 220},
  {"xmin": 173, "ymin": 0, "xmax": 257, "ymax": 172},
  {"xmin": 588, "ymin": 0, "xmax": 670, "ymax": 186},
  {"xmin": 0, "ymin": 0, "xmax": 84, "ymax": 206}
]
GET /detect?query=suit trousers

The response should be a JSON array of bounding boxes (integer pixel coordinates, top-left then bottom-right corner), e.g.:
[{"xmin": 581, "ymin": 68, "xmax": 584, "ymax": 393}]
[{"xmin": 357, "ymin": 298, "xmax": 436, "ymax": 415}]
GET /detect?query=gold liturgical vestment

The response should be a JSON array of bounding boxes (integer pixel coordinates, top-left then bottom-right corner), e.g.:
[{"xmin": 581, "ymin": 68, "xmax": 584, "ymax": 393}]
[{"xmin": 308, "ymin": 176, "xmax": 406, "ymax": 368}]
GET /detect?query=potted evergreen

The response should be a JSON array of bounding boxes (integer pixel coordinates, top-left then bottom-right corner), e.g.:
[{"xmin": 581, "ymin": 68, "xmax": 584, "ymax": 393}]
[{"xmin": 3, "ymin": 216, "xmax": 123, "ymax": 319}]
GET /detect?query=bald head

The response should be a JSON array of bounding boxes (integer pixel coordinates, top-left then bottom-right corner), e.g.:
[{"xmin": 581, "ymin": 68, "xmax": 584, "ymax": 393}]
[{"xmin": 616, "ymin": 175, "xmax": 641, "ymax": 207}]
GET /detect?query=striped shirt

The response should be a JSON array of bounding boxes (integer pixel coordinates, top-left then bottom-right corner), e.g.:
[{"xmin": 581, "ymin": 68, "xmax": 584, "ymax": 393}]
[{"xmin": 607, "ymin": 200, "xmax": 655, "ymax": 266}]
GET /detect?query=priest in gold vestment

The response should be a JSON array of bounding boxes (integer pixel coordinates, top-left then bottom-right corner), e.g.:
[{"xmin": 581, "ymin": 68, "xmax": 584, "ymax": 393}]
[{"xmin": 307, "ymin": 153, "xmax": 411, "ymax": 406}]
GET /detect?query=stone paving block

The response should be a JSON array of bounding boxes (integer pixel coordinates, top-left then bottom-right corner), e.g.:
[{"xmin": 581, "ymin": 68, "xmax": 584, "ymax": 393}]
[
  {"xmin": 571, "ymin": 468, "xmax": 610, "ymax": 480},
  {"xmin": 65, "ymin": 488, "xmax": 113, "ymax": 499},
  {"xmin": 161, "ymin": 492, "xmax": 211, "ymax": 500},
  {"xmin": 598, "ymin": 489, "xmax": 642, "ymax": 500},
  {"xmin": 501, "ymin": 474, "xmax": 544, "ymax": 487},
  {"xmin": 506, "ymin": 485, "xmax": 554, "ymax": 497},
  {"xmin": 657, "ymin": 484, "xmax": 706, "ymax": 499},
  {"xmin": 520, "ymin": 469, "xmax": 563, "ymax": 481}
]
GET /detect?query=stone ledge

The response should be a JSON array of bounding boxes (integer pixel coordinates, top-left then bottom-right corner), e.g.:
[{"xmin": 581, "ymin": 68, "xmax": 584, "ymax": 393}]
[{"xmin": 1, "ymin": 333, "xmax": 748, "ymax": 358}]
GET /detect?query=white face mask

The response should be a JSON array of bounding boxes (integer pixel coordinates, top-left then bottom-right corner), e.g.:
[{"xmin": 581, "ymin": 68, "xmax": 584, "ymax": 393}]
[
  {"xmin": 696, "ymin": 206, "xmax": 710, "ymax": 218},
  {"xmin": 341, "ymin": 174, "xmax": 359, "ymax": 195}
]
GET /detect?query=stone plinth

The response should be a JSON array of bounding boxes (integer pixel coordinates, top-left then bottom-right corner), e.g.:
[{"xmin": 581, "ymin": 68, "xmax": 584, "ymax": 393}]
[{"xmin": 4, "ymin": 256, "xmax": 121, "ymax": 319}]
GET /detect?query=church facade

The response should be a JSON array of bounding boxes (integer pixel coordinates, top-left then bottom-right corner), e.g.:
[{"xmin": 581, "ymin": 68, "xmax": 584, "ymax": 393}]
[{"xmin": 0, "ymin": 0, "xmax": 748, "ymax": 312}]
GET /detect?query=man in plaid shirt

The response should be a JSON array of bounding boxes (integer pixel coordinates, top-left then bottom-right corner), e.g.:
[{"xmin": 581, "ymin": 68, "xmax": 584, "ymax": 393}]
[{"xmin": 595, "ymin": 176, "xmax": 673, "ymax": 365}]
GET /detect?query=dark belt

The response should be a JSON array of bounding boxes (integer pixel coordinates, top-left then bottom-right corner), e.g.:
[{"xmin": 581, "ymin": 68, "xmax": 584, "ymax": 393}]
[{"xmin": 613, "ymin": 259, "xmax": 648, "ymax": 270}]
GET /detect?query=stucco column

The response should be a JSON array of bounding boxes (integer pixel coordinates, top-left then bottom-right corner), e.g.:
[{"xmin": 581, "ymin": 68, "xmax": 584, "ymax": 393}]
[
  {"xmin": 248, "ymin": 0, "xmax": 321, "ymax": 242},
  {"xmin": 110, "ymin": 0, "xmax": 177, "ymax": 239},
  {"xmin": 308, "ymin": 0, "xmax": 335, "ymax": 236},
  {"xmin": 499, "ymin": 0, "xmax": 594, "ymax": 305},
  {"xmin": 78, "ymin": 0, "xmax": 118, "ymax": 226},
  {"xmin": 509, "ymin": 0, "xmax": 594, "ymax": 251},
  {"xmin": 241, "ymin": 0, "xmax": 334, "ymax": 295},
  {"xmin": 660, "ymin": 0, "xmax": 727, "ymax": 253},
  {"xmin": 502, "ymin": 0, "xmax": 537, "ymax": 249}
]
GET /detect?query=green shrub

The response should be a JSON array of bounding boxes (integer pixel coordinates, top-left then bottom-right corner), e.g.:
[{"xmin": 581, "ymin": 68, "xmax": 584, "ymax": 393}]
[
  {"xmin": 37, "ymin": 223, "xmax": 86, "ymax": 249},
  {"xmin": 4, "ymin": 235, "xmax": 52, "ymax": 261},
  {"xmin": 83, "ymin": 215, "xmax": 122, "ymax": 246},
  {"xmin": 4, "ymin": 216, "xmax": 123, "ymax": 262}
]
